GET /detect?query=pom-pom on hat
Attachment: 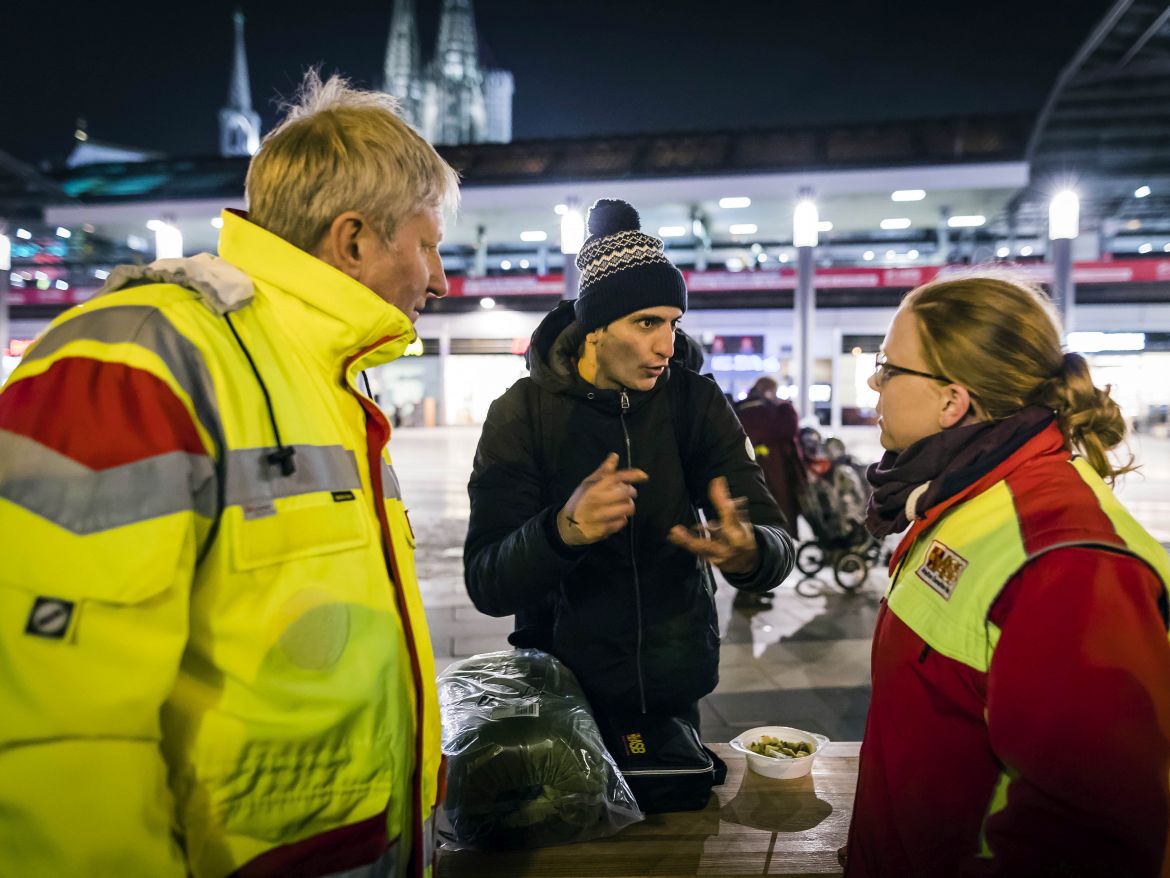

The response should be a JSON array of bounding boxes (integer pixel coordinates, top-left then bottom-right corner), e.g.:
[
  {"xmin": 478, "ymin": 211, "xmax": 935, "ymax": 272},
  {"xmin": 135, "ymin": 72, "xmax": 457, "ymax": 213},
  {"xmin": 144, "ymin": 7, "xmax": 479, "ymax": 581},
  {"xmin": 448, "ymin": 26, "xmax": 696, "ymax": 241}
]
[{"xmin": 573, "ymin": 199, "xmax": 688, "ymax": 333}]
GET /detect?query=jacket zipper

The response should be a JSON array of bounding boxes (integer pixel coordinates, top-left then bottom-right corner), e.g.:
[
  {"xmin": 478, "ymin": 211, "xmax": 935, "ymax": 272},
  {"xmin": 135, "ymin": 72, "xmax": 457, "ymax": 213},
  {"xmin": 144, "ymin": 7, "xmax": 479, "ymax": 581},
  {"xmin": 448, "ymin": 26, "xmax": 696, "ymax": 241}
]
[{"xmin": 619, "ymin": 389, "xmax": 648, "ymax": 715}]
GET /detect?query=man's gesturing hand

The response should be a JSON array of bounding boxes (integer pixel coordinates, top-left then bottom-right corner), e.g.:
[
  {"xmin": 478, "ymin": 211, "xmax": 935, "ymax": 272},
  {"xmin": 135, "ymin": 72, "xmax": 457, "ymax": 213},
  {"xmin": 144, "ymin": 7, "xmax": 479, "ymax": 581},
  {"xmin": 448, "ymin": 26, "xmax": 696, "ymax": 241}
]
[
  {"xmin": 557, "ymin": 453, "xmax": 649, "ymax": 547},
  {"xmin": 667, "ymin": 476, "xmax": 759, "ymax": 575}
]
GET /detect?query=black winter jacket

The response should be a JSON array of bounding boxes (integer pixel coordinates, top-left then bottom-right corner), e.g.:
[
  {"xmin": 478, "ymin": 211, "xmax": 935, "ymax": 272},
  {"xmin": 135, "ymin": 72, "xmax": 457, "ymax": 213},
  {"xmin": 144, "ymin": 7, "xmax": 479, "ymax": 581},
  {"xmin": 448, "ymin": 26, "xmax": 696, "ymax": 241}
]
[{"xmin": 464, "ymin": 302, "xmax": 794, "ymax": 717}]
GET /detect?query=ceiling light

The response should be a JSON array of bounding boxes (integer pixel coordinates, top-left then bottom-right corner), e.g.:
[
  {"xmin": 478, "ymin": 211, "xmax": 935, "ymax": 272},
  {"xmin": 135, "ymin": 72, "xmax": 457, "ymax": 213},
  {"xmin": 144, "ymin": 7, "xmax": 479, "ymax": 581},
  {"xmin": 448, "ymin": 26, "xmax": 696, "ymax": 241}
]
[
  {"xmin": 1139, "ymin": 243, "xmax": 1153, "ymax": 254},
  {"xmin": 554, "ymin": 203, "xmax": 568, "ymax": 215},
  {"xmin": 862, "ymin": 250, "xmax": 875, "ymax": 261},
  {"xmin": 719, "ymin": 196, "xmax": 751, "ymax": 209},
  {"xmin": 560, "ymin": 207, "xmax": 585, "ymax": 255},
  {"xmin": 885, "ymin": 249, "xmax": 896, "ymax": 259},
  {"xmin": 1135, "ymin": 186, "xmax": 1151, "ymax": 198},
  {"xmin": 519, "ymin": 259, "xmax": 530, "ymax": 269},
  {"xmin": 793, "ymin": 200, "xmax": 819, "ymax": 248},
  {"xmin": 1020, "ymin": 245, "xmax": 1034, "ymax": 256},
  {"xmin": 500, "ymin": 260, "xmax": 512, "ymax": 270},
  {"xmin": 658, "ymin": 225, "xmax": 687, "ymax": 238},
  {"xmin": 520, "ymin": 230, "xmax": 547, "ymax": 242},
  {"xmin": 15, "ymin": 228, "xmax": 31, "ymax": 240},
  {"xmin": 891, "ymin": 189, "xmax": 925, "ymax": 201},
  {"xmin": 947, "ymin": 215, "xmax": 985, "ymax": 228},
  {"xmin": 880, "ymin": 218, "xmax": 911, "ymax": 230},
  {"xmin": 1049, "ymin": 190, "xmax": 1080, "ymax": 240},
  {"xmin": 996, "ymin": 246, "xmax": 1010, "ymax": 258},
  {"xmin": 907, "ymin": 249, "xmax": 919, "ymax": 259},
  {"xmin": 55, "ymin": 227, "xmax": 71, "ymax": 239},
  {"xmin": 729, "ymin": 223, "xmax": 757, "ymax": 235},
  {"xmin": 816, "ymin": 221, "xmax": 833, "ymax": 232},
  {"xmin": 154, "ymin": 222, "xmax": 183, "ymax": 259},
  {"xmin": 480, "ymin": 297, "xmax": 496, "ymax": 309},
  {"xmin": 211, "ymin": 217, "xmax": 225, "ymax": 229}
]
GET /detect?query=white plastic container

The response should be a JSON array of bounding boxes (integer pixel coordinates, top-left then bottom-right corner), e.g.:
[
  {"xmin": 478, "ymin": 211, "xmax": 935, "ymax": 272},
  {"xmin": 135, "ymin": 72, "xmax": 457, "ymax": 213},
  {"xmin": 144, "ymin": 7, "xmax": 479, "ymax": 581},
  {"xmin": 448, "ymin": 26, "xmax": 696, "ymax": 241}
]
[{"xmin": 729, "ymin": 725, "xmax": 830, "ymax": 779}]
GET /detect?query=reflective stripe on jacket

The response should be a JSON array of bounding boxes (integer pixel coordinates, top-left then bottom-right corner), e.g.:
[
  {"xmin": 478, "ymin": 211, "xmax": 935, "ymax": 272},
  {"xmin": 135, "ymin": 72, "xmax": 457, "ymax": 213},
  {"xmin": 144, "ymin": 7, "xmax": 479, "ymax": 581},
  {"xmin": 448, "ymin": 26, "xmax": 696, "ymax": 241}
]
[
  {"xmin": 0, "ymin": 210, "xmax": 441, "ymax": 878},
  {"xmin": 887, "ymin": 454, "xmax": 1170, "ymax": 673}
]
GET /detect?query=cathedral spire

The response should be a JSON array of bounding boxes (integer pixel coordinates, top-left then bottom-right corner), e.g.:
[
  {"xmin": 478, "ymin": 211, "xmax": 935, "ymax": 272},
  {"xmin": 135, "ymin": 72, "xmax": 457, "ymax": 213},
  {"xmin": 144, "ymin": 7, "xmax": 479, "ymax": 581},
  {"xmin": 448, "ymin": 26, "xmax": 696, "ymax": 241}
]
[
  {"xmin": 219, "ymin": 9, "xmax": 261, "ymax": 157},
  {"xmin": 383, "ymin": 0, "xmax": 424, "ymax": 129},
  {"xmin": 434, "ymin": 0, "xmax": 480, "ymax": 82},
  {"xmin": 430, "ymin": 0, "xmax": 487, "ymax": 144}
]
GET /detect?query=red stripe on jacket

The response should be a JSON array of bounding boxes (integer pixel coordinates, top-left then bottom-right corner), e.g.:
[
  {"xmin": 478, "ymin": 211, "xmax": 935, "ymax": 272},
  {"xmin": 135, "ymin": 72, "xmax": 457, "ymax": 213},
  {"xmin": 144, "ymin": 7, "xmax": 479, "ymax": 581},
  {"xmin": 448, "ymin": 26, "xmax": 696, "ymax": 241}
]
[{"xmin": 0, "ymin": 357, "xmax": 206, "ymax": 468}]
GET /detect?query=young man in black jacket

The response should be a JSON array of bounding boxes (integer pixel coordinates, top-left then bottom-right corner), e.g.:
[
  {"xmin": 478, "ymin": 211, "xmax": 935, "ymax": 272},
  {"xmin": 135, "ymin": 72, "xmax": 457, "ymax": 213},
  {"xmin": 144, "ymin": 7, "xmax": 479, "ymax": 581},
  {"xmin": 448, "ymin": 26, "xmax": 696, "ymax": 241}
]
[{"xmin": 463, "ymin": 199, "xmax": 795, "ymax": 729}]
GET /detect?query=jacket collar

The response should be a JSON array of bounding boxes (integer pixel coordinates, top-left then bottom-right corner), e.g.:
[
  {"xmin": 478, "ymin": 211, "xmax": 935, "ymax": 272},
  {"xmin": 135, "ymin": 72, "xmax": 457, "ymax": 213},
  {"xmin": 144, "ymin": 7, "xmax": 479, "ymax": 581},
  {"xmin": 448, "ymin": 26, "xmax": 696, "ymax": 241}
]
[
  {"xmin": 217, "ymin": 209, "xmax": 415, "ymax": 371},
  {"xmin": 889, "ymin": 422, "xmax": 1068, "ymax": 571}
]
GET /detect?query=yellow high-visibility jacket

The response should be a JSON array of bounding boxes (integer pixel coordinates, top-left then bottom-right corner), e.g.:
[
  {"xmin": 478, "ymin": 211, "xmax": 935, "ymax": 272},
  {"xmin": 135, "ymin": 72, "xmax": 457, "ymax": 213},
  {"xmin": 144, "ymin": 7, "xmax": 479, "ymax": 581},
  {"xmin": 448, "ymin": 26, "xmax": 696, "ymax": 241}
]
[{"xmin": 0, "ymin": 211, "xmax": 441, "ymax": 877}]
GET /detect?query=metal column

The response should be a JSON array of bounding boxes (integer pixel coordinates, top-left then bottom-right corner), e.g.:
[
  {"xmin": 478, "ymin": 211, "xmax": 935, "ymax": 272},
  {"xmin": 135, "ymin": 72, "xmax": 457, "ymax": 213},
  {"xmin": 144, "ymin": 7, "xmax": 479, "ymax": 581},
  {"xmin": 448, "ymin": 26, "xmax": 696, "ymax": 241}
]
[
  {"xmin": 563, "ymin": 255, "xmax": 580, "ymax": 301},
  {"xmin": 1050, "ymin": 236, "xmax": 1075, "ymax": 333},
  {"xmin": 795, "ymin": 245, "xmax": 816, "ymax": 420}
]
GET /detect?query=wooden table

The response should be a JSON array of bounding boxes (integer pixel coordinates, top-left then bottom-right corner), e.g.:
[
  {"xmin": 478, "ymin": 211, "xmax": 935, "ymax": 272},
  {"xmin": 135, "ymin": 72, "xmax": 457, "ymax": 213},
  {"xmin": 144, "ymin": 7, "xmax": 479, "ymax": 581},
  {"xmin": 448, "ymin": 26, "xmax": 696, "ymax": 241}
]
[{"xmin": 436, "ymin": 741, "xmax": 859, "ymax": 878}]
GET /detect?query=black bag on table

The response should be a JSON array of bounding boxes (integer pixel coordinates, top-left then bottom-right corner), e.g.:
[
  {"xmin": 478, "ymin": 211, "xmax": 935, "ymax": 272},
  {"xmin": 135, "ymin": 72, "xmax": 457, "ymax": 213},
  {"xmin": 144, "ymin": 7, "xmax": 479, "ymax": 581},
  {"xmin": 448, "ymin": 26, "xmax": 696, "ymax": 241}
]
[{"xmin": 597, "ymin": 714, "xmax": 728, "ymax": 813}]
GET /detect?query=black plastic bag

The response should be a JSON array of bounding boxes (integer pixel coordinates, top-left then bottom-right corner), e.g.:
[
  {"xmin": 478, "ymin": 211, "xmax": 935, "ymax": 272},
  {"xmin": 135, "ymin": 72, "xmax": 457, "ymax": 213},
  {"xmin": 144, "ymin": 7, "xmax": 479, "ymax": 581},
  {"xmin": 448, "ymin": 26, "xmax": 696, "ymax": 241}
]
[{"xmin": 437, "ymin": 649, "xmax": 643, "ymax": 850}]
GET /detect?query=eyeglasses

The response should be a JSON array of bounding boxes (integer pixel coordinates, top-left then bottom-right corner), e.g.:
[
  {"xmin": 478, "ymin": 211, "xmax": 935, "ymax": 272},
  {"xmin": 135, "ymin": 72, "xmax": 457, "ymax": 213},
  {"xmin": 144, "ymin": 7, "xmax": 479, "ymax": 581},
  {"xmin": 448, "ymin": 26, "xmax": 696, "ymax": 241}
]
[{"xmin": 872, "ymin": 353, "xmax": 951, "ymax": 388}]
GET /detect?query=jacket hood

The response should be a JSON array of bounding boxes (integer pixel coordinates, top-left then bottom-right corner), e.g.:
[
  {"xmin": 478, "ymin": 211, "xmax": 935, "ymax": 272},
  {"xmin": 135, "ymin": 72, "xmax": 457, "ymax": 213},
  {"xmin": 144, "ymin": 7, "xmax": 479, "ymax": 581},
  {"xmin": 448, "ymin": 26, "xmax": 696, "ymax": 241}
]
[
  {"xmin": 94, "ymin": 252, "xmax": 254, "ymax": 315},
  {"xmin": 525, "ymin": 300, "xmax": 705, "ymax": 395}
]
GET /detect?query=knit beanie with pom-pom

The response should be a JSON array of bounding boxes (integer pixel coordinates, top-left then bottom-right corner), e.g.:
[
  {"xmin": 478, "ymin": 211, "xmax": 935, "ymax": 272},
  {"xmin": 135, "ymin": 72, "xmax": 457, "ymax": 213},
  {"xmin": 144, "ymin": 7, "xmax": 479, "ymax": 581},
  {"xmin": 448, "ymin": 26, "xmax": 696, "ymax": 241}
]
[{"xmin": 573, "ymin": 198, "xmax": 688, "ymax": 333}]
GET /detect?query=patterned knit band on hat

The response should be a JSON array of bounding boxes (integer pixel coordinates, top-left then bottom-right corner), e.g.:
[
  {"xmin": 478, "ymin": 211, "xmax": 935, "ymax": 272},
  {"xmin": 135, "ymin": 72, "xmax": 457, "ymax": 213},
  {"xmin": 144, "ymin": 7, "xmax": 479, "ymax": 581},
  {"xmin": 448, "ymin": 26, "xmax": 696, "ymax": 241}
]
[{"xmin": 573, "ymin": 199, "xmax": 688, "ymax": 333}]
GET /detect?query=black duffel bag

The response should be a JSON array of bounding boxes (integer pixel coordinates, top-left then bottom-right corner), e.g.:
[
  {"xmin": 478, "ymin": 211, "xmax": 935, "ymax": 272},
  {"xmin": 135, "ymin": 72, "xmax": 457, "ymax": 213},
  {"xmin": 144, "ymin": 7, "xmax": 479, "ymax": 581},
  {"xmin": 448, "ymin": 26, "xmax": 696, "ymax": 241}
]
[{"xmin": 598, "ymin": 714, "xmax": 727, "ymax": 813}]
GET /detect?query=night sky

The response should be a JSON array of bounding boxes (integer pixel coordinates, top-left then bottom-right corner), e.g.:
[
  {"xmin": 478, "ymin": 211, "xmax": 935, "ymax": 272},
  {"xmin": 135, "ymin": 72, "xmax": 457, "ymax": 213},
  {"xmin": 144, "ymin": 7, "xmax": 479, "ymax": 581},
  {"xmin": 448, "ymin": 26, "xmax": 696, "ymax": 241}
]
[{"xmin": 5, "ymin": 0, "xmax": 1115, "ymax": 166}]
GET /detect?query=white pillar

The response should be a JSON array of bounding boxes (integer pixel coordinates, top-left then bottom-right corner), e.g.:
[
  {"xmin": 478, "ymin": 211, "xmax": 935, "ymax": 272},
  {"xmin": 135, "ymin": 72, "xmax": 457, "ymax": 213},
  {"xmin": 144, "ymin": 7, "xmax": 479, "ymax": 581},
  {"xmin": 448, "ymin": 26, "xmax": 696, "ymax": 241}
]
[
  {"xmin": 560, "ymin": 199, "xmax": 585, "ymax": 300},
  {"xmin": 793, "ymin": 196, "xmax": 819, "ymax": 420},
  {"xmin": 1049, "ymin": 190, "xmax": 1079, "ymax": 335}
]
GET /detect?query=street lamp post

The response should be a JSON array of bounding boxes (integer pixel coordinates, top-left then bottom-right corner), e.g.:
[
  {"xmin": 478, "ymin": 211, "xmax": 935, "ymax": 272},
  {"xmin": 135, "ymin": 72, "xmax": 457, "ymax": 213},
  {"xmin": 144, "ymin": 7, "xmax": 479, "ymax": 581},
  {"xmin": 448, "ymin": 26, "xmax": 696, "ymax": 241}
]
[
  {"xmin": 793, "ymin": 196, "xmax": 819, "ymax": 421},
  {"xmin": 560, "ymin": 198, "xmax": 585, "ymax": 300},
  {"xmin": 1049, "ymin": 190, "xmax": 1079, "ymax": 334}
]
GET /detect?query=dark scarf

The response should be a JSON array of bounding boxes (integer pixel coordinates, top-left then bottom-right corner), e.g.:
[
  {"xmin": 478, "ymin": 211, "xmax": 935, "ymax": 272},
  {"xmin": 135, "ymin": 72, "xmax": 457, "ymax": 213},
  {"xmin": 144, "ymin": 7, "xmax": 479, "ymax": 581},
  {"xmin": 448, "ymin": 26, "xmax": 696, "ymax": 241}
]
[{"xmin": 865, "ymin": 406, "xmax": 1055, "ymax": 538}]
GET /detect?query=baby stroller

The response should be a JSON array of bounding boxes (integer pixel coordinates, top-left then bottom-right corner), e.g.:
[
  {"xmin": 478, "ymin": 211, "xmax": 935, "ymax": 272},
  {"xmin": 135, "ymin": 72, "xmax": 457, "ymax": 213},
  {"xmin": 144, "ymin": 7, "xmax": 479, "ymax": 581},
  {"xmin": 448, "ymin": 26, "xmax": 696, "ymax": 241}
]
[{"xmin": 794, "ymin": 429, "xmax": 882, "ymax": 590}]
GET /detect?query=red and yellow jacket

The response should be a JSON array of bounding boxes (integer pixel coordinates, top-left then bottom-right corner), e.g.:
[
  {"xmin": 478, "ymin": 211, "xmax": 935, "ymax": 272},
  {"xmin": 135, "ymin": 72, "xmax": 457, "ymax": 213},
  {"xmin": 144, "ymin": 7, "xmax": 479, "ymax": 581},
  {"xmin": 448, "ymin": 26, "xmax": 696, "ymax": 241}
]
[
  {"xmin": 846, "ymin": 423, "xmax": 1170, "ymax": 877},
  {"xmin": 0, "ymin": 211, "xmax": 442, "ymax": 877}
]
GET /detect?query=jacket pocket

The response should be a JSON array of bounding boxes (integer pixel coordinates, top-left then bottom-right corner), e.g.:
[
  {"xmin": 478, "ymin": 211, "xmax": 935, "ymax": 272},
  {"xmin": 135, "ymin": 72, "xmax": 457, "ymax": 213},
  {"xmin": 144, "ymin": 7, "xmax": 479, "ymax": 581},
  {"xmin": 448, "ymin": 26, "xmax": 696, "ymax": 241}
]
[{"xmin": 230, "ymin": 491, "xmax": 371, "ymax": 571}]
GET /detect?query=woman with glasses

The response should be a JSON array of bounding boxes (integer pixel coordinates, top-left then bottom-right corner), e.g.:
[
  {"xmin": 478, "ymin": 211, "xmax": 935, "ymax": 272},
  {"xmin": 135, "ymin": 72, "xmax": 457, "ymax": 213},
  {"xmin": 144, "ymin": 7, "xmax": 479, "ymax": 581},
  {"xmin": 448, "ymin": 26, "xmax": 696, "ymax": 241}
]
[{"xmin": 843, "ymin": 274, "xmax": 1170, "ymax": 877}]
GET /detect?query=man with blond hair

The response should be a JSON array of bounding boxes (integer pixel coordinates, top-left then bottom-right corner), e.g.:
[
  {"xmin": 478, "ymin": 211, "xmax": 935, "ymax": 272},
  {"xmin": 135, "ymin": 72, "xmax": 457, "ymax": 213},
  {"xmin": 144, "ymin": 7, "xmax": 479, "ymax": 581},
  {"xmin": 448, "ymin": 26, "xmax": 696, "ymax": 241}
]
[{"xmin": 0, "ymin": 72, "xmax": 457, "ymax": 878}]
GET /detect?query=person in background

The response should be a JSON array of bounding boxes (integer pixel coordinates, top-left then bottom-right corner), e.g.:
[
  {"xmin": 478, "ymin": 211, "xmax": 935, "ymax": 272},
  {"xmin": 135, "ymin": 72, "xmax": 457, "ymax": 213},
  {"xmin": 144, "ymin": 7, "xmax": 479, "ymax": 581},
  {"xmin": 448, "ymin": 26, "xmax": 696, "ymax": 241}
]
[
  {"xmin": 0, "ymin": 73, "xmax": 458, "ymax": 878},
  {"xmin": 734, "ymin": 376, "xmax": 802, "ymax": 535},
  {"xmin": 463, "ymin": 198, "xmax": 795, "ymax": 733},
  {"xmin": 732, "ymin": 377, "xmax": 802, "ymax": 607},
  {"xmin": 844, "ymin": 274, "xmax": 1170, "ymax": 877}
]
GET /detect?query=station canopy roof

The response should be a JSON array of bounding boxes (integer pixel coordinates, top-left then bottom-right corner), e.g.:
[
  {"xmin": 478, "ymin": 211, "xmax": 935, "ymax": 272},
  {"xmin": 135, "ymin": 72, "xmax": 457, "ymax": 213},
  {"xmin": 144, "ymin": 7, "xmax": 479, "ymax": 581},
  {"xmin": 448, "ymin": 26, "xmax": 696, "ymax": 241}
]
[{"xmin": 41, "ymin": 113, "xmax": 1033, "ymax": 255}]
